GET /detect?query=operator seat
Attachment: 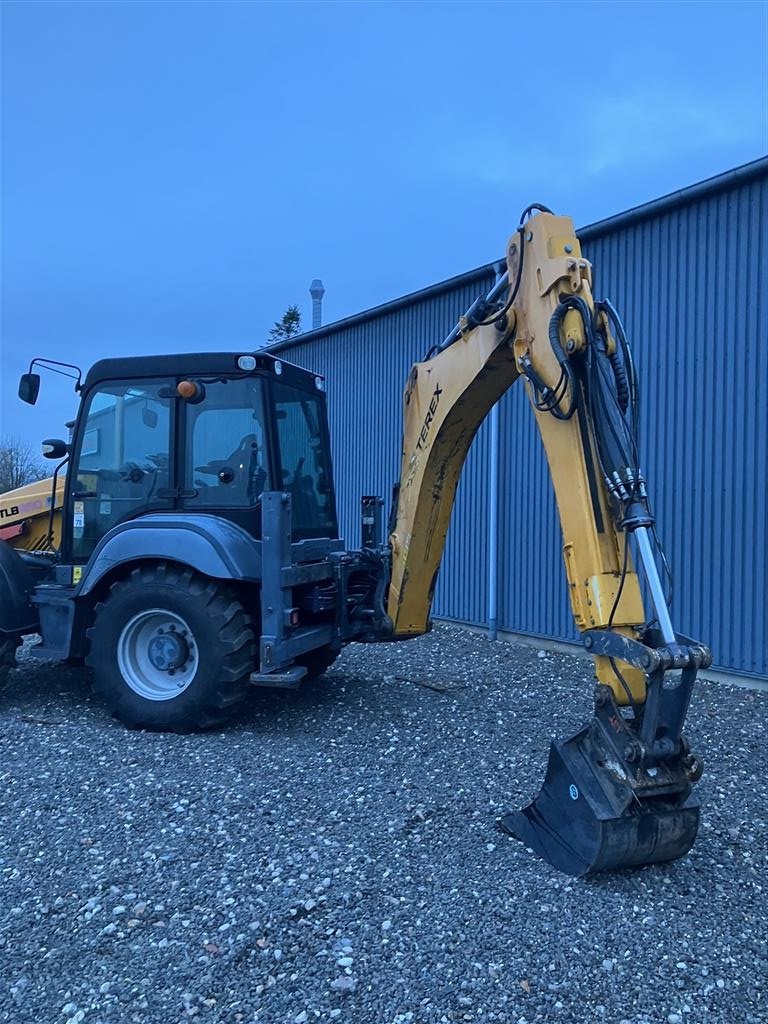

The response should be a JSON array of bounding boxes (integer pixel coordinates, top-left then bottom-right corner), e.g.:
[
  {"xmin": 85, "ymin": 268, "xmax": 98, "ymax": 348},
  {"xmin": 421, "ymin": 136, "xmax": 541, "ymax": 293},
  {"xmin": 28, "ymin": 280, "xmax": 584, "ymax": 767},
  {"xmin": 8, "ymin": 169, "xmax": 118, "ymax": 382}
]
[
  {"xmin": 220, "ymin": 434, "xmax": 266, "ymax": 504},
  {"xmin": 194, "ymin": 432, "xmax": 267, "ymax": 505}
]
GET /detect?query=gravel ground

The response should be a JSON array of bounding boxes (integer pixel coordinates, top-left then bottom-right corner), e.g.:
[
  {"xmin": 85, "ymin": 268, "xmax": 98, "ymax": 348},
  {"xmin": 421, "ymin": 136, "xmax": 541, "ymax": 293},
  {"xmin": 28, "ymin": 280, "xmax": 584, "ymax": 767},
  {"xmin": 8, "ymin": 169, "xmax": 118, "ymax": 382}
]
[{"xmin": 1, "ymin": 624, "xmax": 765, "ymax": 1024}]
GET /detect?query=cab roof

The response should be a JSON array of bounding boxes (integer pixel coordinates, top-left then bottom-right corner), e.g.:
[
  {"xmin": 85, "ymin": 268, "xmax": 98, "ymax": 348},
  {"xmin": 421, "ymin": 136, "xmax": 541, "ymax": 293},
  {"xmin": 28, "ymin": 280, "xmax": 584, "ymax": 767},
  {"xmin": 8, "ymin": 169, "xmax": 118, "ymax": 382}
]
[{"xmin": 82, "ymin": 350, "xmax": 322, "ymax": 392}]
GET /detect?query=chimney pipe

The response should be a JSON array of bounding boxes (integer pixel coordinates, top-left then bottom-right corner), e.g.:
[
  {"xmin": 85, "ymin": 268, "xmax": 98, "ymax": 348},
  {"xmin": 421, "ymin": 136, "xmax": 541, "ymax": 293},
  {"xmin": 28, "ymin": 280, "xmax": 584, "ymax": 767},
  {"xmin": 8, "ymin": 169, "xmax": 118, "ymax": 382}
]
[{"xmin": 309, "ymin": 279, "xmax": 325, "ymax": 330}]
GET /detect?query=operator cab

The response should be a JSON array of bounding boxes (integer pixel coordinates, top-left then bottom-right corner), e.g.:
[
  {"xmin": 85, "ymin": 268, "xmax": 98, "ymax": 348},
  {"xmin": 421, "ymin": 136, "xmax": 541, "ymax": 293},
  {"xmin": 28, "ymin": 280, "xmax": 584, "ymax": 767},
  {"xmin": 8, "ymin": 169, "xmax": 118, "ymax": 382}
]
[{"xmin": 23, "ymin": 351, "xmax": 337, "ymax": 562}]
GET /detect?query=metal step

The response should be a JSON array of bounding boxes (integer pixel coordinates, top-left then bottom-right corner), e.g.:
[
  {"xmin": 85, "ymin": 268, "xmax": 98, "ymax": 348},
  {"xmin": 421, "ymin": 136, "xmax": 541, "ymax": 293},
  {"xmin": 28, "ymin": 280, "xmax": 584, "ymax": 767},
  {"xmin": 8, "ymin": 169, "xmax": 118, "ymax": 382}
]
[
  {"xmin": 27, "ymin": 646, "xmax": 68, "ymax": 661},
  {"xmin": 249, "ymin": 665, "xmax": 308, "ymax": 689}
]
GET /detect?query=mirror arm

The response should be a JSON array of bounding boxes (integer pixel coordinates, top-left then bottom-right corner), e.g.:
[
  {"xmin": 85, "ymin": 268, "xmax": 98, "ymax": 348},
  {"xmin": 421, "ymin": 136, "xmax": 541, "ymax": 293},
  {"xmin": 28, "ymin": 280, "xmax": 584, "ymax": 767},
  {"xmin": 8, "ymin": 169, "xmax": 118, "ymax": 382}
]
[{"xmin": 28, "ymin": 357, "xmax": 83, "ymax": 390}]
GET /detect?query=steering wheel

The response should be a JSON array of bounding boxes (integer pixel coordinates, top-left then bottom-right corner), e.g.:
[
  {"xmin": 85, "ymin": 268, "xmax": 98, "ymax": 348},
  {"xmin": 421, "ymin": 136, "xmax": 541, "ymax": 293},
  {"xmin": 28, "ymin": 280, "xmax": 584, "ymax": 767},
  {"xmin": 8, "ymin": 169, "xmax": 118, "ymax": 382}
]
[{"xmin": 120, "ymin": 462, "xmax": 147, "ymax": 484}]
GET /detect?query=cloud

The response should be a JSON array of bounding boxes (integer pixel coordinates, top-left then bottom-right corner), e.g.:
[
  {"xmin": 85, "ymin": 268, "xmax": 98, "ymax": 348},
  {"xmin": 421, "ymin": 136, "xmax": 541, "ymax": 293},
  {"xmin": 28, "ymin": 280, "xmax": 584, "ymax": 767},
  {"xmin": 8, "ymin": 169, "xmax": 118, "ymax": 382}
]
[
  {"xmin": 584, "ymin": 94, "xmax": 760, "ymax": 174},
  {"xmin": 403, "ymin": 90, "xmax": 765, "ymax": 190}
]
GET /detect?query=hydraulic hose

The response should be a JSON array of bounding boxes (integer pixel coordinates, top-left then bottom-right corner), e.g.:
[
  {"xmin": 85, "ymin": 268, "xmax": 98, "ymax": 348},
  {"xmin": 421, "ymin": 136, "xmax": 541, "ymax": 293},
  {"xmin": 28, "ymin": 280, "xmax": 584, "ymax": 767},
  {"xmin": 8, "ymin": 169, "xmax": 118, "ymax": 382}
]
[{"xmin": 608, "ymin": 351, "xmax": 630, "ymax": 414}]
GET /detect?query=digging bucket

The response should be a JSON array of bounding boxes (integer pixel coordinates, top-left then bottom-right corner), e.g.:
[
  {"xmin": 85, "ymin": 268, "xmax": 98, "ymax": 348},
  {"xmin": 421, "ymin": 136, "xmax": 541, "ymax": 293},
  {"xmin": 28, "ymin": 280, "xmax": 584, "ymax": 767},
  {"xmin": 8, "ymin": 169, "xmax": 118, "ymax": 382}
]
[{"xmin": 499, "ymin": 726, "xmax": 700, "ymax": 876}]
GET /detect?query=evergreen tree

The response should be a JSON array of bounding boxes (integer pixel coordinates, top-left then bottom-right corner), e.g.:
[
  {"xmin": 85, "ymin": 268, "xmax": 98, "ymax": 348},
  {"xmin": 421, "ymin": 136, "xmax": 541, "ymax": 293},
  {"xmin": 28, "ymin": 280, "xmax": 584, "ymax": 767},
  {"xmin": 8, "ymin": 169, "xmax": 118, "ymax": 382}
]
[{"xmin": 268, "ymin": 305, "xmax": 302, "ymax": 343}]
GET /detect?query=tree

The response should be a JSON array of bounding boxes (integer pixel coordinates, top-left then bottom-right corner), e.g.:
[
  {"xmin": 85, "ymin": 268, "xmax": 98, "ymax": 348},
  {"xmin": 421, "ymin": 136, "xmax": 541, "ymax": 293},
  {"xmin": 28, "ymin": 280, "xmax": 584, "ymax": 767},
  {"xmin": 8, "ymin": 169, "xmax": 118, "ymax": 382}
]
[
  {"xmin": 0, "ymin": 435, "xmax": 47, "ymax": 494},
  {"xmin": 268, "ymin": 305, "xmax": 302, "ymax": 344}
]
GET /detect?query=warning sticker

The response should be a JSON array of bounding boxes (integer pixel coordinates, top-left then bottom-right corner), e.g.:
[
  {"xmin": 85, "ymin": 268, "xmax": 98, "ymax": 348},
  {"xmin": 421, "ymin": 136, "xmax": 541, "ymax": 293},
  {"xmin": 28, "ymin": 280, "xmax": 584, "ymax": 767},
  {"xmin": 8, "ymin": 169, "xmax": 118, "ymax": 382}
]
[
  {"xmin": 74, "ymin": 501, "xmax": 85, "ymax": 514},
  {"xmin": 72, "ymin": 566, "xmax": 83, "ymax": 584}
]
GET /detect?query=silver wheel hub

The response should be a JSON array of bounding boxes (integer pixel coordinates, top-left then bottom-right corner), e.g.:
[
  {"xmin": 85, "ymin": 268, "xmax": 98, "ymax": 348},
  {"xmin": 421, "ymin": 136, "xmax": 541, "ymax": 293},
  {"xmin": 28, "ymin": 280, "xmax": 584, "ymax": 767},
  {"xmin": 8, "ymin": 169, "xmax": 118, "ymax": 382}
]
[
  {"xmin": 148, "ymin": 630, "xmax": 189, "ymax": 672},
  {"xmin": 117, "ymin": 609, "xmax": 199, "ymax": 701}
]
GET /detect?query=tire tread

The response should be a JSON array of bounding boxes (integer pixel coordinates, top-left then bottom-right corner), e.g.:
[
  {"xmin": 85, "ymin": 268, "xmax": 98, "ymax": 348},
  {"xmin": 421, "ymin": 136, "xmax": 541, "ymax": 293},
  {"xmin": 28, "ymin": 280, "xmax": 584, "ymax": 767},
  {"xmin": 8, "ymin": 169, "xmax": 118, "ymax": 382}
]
[
  {"xmin": 0, "ymin": 636, "xmax": 18, "ymax": 690},
  {"xmin": 85, "ymin": 564, "xmax": 256, "ymax": 731}
]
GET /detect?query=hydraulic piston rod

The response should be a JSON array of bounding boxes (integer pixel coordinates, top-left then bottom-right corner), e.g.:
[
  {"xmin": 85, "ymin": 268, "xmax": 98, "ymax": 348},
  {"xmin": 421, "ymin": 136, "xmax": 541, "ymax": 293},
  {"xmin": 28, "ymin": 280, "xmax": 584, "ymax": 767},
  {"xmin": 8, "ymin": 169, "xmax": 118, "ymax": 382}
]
[
  {"xmin": 634, "ymin": 526, "xmax": 675, "ymax": 644},
  {"xmin": 438, "ymin": 271, "xmax": 510, "ymax": 352}
]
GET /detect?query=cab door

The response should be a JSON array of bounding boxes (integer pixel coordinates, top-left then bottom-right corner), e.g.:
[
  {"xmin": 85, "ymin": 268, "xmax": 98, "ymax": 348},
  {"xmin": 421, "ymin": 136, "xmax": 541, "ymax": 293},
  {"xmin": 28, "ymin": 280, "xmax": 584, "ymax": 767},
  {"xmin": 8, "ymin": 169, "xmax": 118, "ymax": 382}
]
[
  {"xmin": 180, "ymin": 376, "xmax": 272, "ymax": 536},
  {"xmin": 65, "ymin": 380, "xmax": 174, "ymax": 562}
]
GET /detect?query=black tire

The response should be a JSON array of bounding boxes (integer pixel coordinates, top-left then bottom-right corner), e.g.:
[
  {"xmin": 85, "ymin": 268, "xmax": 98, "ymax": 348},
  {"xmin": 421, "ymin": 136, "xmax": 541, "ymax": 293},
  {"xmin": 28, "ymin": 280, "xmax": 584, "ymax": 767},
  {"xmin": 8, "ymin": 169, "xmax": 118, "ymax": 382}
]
[
  {"xmin": 296, "ymin": 645, "xmax": 339, "ymax": 682},
  {"xmin": 0, "ymin": 636, "xmax": 18, "ymax": 690},
  {"xmin": 86, "ymin": 563, "xmax": 256, "ymax": 731}
]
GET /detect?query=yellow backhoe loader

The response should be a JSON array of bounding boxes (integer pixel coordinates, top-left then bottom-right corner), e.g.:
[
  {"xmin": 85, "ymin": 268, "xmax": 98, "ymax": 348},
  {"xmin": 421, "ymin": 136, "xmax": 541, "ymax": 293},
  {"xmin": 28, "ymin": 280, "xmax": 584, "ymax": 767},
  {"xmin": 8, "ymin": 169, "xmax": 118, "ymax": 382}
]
[{"xmin": 0, "ymin": 206, "xmax": 709, "ymax": 875}]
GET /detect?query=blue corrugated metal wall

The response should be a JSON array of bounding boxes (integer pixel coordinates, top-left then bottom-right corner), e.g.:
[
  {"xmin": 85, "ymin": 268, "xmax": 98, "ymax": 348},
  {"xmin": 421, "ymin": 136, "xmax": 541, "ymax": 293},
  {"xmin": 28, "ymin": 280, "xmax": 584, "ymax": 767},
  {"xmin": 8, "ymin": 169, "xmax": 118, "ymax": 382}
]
[
  {"xmin": 276, "ymin": 160, "xmax": 768, "ymax": 680},
  {"xmin": 278, "ymin": 272, "xmax": 496, "ymax": 625}
]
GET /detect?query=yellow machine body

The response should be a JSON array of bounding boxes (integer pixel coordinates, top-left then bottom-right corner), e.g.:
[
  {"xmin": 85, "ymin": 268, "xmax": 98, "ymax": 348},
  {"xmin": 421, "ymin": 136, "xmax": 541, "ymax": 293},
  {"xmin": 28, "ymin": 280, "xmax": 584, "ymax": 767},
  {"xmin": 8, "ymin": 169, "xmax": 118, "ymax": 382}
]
[{"xmin": 0, "ymin": 476, "xmax": 63, "ymax": 552}]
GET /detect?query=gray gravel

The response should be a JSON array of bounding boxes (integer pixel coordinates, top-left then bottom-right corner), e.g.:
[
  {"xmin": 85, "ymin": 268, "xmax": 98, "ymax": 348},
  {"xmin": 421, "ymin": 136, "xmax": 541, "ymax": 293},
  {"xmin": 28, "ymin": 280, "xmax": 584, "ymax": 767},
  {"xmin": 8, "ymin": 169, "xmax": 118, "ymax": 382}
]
[{"xmin": 1, "ymin": 624, "xmax": 765, "ymax": 1024}]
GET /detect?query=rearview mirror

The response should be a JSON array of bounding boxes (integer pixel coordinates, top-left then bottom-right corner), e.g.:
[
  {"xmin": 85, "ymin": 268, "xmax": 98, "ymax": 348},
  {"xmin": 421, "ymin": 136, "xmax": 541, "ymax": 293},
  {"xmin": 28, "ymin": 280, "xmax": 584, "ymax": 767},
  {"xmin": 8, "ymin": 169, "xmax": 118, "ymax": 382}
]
[
  {"xmin": 142, "ymin": 407, "xmax": 158, "ymax": 429},
  {"xmin": 42, "ymin": 438, "xmax": 69, "ymax": 460},
  {"xmin": 19, "ymin": 373, "xmax": 41, "ymax": 405}
]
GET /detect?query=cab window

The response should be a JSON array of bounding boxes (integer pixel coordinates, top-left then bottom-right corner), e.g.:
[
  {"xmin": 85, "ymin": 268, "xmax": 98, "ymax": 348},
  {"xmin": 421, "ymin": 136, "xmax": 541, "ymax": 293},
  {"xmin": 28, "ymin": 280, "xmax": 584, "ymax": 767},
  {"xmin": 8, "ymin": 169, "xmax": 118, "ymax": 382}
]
[
  {"xmin": 71, "ymin": 381, "xmax": 171, "ymax": 559},
  {"xmin": 186, "ymin": 379, "xmax": 270, "ymax": 507},
  {"xmin": 273, "ymin": 381, "xmax": 335, "ymax": 535}
]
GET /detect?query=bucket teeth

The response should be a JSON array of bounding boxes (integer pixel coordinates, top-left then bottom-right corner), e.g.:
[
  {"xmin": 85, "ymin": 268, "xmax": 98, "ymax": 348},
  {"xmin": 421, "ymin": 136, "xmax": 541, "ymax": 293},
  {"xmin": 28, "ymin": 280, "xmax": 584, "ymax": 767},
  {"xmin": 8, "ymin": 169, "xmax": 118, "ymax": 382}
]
[{"xmin": 500, "ymin": 727, "xmax": 700, "ymax": 876}]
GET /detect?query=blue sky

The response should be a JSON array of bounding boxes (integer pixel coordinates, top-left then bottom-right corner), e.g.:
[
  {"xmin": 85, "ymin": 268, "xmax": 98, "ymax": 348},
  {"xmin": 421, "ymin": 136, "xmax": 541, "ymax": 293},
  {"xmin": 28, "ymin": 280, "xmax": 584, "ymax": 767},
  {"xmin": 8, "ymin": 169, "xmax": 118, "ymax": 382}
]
[{"xmin": 1, "ymin": 0, "xmax": 766, "ymax": 445}]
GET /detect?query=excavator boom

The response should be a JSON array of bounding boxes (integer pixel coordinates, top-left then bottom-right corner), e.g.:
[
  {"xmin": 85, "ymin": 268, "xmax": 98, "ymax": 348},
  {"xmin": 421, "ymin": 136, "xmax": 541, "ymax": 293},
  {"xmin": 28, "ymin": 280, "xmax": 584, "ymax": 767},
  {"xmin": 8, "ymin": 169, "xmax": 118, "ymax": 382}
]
[{"xmin": 387, "ymin": 208, "xmax": 709, "ymax": 875}]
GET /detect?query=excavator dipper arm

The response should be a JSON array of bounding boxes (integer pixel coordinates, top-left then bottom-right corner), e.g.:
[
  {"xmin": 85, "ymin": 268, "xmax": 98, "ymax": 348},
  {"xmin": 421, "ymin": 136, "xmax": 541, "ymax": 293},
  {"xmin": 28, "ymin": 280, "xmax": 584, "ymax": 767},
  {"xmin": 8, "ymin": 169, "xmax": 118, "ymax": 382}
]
[{"xmin": 386, "ymin": 208, "xmax": 710, "ymax": 875}]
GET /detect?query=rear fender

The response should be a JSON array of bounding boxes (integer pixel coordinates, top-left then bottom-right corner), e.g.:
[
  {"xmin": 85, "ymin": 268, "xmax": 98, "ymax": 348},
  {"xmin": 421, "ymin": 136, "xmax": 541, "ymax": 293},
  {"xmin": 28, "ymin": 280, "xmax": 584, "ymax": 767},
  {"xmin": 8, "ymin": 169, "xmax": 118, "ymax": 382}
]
[
  {"xmin": 0, "ymin": 541, "xmax": 40, "ymax": 636},
  {"xmin": 75, "ymin": 513, "xmax": 262, "ymax": 597}
]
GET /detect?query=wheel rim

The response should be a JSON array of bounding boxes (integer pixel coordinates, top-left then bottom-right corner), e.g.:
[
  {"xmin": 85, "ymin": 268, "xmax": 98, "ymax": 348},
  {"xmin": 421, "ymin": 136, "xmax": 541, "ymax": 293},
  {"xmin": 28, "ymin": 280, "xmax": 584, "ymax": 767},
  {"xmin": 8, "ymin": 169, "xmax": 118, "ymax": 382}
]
[{"xmin": 116, "ymin": 608, "xmax": 199, "ymax": 701}]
